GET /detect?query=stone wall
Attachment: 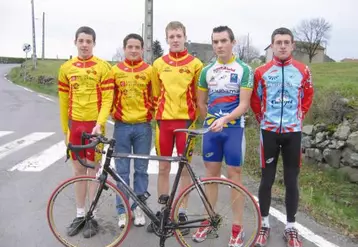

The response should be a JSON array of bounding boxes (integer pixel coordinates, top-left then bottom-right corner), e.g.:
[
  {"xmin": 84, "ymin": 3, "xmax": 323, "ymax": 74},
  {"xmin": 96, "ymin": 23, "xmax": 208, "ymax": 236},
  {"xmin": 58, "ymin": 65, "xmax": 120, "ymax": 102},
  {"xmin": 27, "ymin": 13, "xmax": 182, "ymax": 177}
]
[{"xmin": 302, "ymin": 118, "xmax": 358, "ymax": 183}]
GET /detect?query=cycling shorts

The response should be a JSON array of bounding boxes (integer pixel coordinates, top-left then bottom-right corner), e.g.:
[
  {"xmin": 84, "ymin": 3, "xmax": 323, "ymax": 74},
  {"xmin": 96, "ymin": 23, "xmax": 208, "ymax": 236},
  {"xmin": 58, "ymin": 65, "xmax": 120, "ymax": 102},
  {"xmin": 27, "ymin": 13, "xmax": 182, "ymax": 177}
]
[
  {"xmin": 202, "ymin": 127, "xmax": 245, "ymax": 167},
  {"xmin": 67, "ymin": 120, "xmax": 105, "ymax": 163},
  {"xmin": 155, "ymin": 120, "xmax": 196, "ymax": 160}
]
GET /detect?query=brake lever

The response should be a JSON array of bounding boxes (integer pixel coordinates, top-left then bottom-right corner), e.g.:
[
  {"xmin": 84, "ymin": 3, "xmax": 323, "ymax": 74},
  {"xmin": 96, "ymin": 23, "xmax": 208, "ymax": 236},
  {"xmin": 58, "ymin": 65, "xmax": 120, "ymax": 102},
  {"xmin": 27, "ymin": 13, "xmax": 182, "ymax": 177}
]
[{"xmin": 65, "ymin": 144, "xmax": 71, "ymax": 162}]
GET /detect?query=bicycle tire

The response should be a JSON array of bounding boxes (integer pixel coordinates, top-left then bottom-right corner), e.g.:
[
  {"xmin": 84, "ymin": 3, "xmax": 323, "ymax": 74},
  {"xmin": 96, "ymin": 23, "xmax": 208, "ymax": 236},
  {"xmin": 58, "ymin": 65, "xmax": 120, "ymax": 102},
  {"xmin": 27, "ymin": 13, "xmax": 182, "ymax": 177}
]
[
  {"xmin": 47, "ymin": 175, "xmax": 131, "ymax": 247},
  {"xmin": 171, "ymin": 177, "xmax": 261, "ymax": 247}
]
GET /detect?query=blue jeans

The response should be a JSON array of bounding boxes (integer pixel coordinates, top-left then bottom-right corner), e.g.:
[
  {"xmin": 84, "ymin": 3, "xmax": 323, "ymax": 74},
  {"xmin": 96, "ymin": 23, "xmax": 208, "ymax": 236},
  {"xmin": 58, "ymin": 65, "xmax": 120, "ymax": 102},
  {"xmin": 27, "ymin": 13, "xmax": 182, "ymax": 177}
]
[{"xmin": 113, "ymin": 121, "xmax": 152, "ymax": 215}]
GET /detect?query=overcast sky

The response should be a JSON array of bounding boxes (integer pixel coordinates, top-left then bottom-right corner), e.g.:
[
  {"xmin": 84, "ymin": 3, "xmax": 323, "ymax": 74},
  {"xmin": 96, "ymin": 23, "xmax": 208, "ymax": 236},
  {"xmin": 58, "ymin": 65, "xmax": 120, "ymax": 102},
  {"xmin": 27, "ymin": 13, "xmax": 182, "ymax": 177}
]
[{"xmin": 0, "ymin": 0, "xmax": 357, "ymax": 61}]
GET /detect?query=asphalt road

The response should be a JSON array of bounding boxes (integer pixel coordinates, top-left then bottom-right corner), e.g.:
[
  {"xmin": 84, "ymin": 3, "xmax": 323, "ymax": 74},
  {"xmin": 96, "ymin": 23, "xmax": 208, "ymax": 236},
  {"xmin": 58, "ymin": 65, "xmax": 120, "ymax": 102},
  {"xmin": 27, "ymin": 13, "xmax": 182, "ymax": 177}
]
[{"xmin": 0, "ymin": 64, "xmax": 356, "ymax": 247}]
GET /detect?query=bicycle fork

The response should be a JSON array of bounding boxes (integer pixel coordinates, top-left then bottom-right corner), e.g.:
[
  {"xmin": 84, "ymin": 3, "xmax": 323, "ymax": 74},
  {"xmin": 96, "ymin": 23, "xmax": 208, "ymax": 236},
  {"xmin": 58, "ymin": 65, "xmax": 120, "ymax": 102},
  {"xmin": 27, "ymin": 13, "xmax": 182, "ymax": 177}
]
[{"xmin": 86, "ymin": 173, "xmax": 108, "ymax": 220}]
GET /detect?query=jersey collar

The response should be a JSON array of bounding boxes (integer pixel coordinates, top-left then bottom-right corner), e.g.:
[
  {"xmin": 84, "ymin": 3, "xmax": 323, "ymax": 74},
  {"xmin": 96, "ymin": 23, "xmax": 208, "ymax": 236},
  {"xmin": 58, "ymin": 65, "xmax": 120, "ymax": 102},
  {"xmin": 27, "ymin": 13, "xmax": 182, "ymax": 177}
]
[
  {"xmin": 217, "ymin": 55, "xmax": 235, "ymax": 64},
  {"xmin": 77, "ymin": 55, "xmax": 94, "ymax": 61},
  {"xmin": 273, "ymin": 55, "xmax": 293, "ymax": 66},
  {"xmin": 169, "ymin": 49, "xmax": 188, "ymax": 59},
  {"xmin": 124, "ymin": 58, "xmax": 143, "ymax": 67}
]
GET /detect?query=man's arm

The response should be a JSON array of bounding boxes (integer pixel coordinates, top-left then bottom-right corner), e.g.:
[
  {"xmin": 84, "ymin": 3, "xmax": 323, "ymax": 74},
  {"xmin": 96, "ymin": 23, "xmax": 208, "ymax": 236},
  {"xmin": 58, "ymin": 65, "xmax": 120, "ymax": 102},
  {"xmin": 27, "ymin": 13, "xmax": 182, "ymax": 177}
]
[
  {"xmin": 196, "ymin": 66, "xmax": 208, "ymax": 121},
  {"xmin": 146, "ymin": 66, "xmax": 154, "ymax": 116},
  {"xmin": 301, "ymin": 66, "xmax": 314, "ymax": 119},
  {"xmin": 58, "ymin": 64, "xmax": 70, "ymax": 134},
  {"xmin": 250, "ymin": 69, "xmax": 262, "ymax": 123},
  {"xmin": 197, "ymin": 90, "xmax": 208, "ymax": 121},
  {"xmin": 223, "ymin": 65, "xmax": 253, "ymax": 122},
  {"xmin": 151, "ymin": 64, "xmax": 160, "ymax": 113},
  {"xmin": 96, "ymin": 63, "xmax": 115, "ymax": 127}
]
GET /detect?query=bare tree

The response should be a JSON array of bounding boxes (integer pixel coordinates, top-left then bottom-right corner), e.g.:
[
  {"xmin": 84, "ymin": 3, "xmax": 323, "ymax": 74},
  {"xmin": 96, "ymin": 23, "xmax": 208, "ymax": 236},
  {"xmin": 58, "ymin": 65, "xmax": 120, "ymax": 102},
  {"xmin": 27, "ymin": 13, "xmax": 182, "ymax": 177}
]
[
  {"xmin": 112, "ymin": 47, "xmax": 125, "ymax": 62},
  {"xmin": 233, "ymin": 35, "xmax": 260, "ymax": 63},
  {"xmin": 293, "ymin": 18, "xmax": 332, "ymax": 63}
]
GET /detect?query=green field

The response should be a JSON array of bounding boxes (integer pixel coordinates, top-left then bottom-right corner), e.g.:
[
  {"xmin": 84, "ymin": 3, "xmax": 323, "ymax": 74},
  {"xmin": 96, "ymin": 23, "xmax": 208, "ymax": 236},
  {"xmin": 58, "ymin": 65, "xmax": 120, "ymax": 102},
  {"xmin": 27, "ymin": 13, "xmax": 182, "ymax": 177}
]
[{"xmin": 7, "ymin": 60, "xmax": 358, "ymax": 239}]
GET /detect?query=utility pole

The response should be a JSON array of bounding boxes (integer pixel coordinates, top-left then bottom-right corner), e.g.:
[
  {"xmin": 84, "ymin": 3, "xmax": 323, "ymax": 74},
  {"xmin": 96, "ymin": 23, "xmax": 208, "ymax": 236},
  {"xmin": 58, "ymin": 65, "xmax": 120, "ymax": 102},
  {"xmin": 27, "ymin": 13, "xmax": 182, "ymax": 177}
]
[
  {"xmin": 31, "ymin": 0, "xmax": 37, "ymax": 69},
  {"xmin": 144, "ymin": 0, "xmax": 153, "ymax": 64},
  {"xmin": 42, "ymin": 12, "xmax": 45, "ymax": 60}
]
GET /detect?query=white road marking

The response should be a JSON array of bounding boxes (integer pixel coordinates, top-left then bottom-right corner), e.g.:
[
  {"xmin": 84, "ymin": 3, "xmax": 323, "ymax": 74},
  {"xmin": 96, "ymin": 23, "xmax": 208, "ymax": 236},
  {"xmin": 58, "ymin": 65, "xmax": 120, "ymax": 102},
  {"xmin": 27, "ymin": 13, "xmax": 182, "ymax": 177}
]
[
  {"xmin": 147, "ymin": 147, "xmax": 178, "ymax": 174},
  {"xmin": 0, "ymin": 132, "xmax": 54, "ymax": 160},
  {"xmin": 0, "ymin": 131, "xmax": 14, "ymax": 138},
  {"xmin": 219, "ymin": 175, "xmax": 339, "ymax": 247},
  {"xmin": 21, "ymin": 86, "xmax": 34, "ymax": 93},
  {"xmin": 9, "ymin": 141, "xmax": 66, "ymax": 172},
  {"xmin": 38, "ymin": 94, "xmax": 54, "ymax": 102}
]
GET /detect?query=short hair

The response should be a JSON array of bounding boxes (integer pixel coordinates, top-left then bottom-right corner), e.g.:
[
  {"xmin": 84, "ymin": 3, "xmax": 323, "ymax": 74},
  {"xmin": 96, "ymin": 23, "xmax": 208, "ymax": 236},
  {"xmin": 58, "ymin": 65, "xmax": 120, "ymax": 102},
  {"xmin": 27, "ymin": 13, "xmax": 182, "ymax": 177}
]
[
  {"xmin": 212, "ymin": 26, "xmax": 235, "ymax": 42},
  {"xmin": 165, "ymin": 21, "xmax": 186, "ymax": 37},
  {"xmin": 123, "ymin": 33, "xmax": 144, "ymax": 48},
  {"xmin": 271, "ymin": 27, "xmax": 294, "ymax": 44},
  {"xmin": 75, "ymin": 26, "xmax": 96, "ymax": 43}
]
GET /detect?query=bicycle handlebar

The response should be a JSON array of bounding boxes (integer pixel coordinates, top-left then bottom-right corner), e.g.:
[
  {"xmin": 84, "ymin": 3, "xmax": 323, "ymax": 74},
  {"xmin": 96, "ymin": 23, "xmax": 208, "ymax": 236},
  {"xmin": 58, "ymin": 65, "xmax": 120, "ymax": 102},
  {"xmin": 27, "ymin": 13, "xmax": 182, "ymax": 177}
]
[{"xmin": 66, "ymin": 132, "xmax": 110, "ymax": 169}]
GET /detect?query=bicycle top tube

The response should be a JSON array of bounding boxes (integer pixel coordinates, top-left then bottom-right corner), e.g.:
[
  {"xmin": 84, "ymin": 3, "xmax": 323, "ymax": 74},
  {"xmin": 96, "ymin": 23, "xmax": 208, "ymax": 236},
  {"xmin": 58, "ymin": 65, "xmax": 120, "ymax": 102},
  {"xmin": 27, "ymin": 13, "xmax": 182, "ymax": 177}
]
[{"xmin": 111, "ymin": 152, "xmax": 182, "ymax": 162}]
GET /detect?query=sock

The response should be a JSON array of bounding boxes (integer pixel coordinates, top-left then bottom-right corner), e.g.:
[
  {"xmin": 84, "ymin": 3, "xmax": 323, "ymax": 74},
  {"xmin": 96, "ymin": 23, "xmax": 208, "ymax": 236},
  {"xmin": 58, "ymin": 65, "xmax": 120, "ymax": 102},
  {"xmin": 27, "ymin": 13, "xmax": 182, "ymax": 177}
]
[
  {"xmin": 76, "ymin": 208, "xmax": 85, "ymax": 218},
  {"xmin": 286, "ymin": 222, "xmax": 296, "ymax": 230},
  {"xmin": 262, "ymin": 216, "xmax": 270, "ymax": 228},
  {"xmin": 178, "ymin": 207, "xmax": 187, "ymax": 214},
  {"xmin": 232, "ymin": 224, "xmax": 242, "ymax": 238}
]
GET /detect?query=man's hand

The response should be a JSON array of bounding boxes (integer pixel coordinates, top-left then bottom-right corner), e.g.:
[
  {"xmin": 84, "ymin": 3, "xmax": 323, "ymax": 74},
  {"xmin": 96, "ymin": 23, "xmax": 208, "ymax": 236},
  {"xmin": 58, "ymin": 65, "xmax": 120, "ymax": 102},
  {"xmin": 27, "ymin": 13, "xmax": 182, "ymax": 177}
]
[
  {"xmin": 209, "ymin": 117, "xmax": 228, "ymax": 132},
  {"xmin": 92, "ymin": 124, "xmax": 102, "ymax": 135},
  {"xmin": 64, "ymin": 133, "xmax": 68, "ymax": 146}
]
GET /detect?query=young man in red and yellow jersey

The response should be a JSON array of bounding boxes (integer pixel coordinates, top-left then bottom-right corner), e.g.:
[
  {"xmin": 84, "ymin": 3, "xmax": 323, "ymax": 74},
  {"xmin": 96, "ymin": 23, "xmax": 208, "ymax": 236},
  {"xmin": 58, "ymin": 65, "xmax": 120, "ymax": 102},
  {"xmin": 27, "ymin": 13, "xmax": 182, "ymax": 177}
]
[
  {"xmin": 111, "ymin": 33, "xmax": 153, "ymax": 229},
  {"xmin": 58, "ymin": 26, "xmax": 114, "ymax": 238},
  {"xmin": 147, "ymin": 21, "xmax": 203, "ymax": 235}
]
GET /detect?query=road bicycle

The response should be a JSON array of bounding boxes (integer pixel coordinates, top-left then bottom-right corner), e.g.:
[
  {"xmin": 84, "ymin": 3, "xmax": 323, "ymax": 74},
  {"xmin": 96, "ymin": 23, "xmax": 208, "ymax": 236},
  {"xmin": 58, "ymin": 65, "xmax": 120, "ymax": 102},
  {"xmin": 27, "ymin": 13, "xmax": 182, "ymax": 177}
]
[{"xmin": 47, "ymin": 128, "xmax": 261, "ymax": 247}]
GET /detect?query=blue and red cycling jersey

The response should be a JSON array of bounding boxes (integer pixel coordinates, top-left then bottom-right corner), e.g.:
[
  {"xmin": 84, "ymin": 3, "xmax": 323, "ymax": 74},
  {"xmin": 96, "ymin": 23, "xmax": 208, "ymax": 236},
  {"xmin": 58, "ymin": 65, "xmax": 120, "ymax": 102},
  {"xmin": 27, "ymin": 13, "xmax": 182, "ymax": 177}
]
[{"xmin": 250, "ymin": 56, "xmax": 314, "ymax": 133}]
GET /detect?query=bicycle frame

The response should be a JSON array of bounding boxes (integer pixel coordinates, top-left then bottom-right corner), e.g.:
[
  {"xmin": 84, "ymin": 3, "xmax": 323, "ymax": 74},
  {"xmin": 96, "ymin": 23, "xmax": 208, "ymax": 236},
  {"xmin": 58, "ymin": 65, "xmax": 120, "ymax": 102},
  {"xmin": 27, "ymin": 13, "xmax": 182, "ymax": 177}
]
[{"xmin": 72, "ymin": 130, "xmax": 217, "ymax": 244}]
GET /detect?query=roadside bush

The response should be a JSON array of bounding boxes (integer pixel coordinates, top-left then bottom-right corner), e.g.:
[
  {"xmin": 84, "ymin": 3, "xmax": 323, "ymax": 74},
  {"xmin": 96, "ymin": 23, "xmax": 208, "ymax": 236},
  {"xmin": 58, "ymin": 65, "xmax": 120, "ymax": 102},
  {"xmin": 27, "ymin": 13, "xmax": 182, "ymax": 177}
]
[{"xmin": 0, "ymin": 57, "xmax": 26, "ymax": 64}]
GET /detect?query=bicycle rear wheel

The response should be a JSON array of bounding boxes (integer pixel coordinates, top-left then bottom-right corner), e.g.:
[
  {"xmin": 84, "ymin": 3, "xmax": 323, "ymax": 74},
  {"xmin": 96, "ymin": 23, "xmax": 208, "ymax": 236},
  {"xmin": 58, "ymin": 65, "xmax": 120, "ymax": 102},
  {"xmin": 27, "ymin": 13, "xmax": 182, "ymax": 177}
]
[
  {"xmin": 47, "ymin": 176, "xmax": 131, "ymax": 247},
  {"xmin": 171, "ymin": 177, "xmax": 261, "ymax": 247}
]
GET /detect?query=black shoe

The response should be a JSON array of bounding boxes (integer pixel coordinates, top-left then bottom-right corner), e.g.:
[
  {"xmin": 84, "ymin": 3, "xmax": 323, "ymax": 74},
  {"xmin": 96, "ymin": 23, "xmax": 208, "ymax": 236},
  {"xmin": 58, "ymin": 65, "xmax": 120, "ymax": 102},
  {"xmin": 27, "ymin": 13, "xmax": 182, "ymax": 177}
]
[
  {"xmin": 82, "ymin": 218, "xmax": 99, "ymax": 238},
  {"xmin": 178, "ymin": 212, "xmax": 190, "ymax": 236},
  {"xmin": 147, "ymin": 211, "xmax": 161, "ymax": 233},
  {"xmin": 66, "ymin": 217, "xmax": 85, "ymax": 237}
]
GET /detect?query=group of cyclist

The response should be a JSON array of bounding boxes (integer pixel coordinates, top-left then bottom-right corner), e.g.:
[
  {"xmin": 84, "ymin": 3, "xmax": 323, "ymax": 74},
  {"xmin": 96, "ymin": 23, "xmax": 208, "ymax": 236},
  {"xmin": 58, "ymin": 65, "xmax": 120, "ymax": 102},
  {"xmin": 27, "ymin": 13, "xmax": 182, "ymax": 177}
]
[{"xmin": 58, "ymin": 21, "xmax": 314, "ymax": 247}]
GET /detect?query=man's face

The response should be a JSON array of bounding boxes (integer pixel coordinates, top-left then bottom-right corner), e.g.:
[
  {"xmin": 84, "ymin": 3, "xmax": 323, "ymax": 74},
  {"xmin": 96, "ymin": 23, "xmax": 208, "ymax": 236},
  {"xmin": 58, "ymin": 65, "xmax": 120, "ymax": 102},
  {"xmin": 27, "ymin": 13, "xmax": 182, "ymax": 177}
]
[
  {"xmin": 212, "ymin": 31, "xmax": 234, "ymax": 60},
  {"xmin": 166, "ymin": 28, "xmax": 186, "ymax": 53},
  {"xmin": 271, "ymin": 34, "xmax": 294, "ymax": 60},
  {"xmin": 75, "ymin": 33, "xmax": 95, "ymax": 59},
  {"xmin": 124, "ymin": 38, "xmax": 143, "ymax": 61}
]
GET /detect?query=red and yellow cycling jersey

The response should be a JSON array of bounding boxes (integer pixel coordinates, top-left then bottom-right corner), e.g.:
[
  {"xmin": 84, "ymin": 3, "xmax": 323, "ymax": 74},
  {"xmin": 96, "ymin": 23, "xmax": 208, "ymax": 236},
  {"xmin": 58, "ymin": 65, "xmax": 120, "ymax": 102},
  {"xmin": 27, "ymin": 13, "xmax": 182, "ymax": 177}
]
[
  {"xmin": 152, "ymin": 49, "xmax": 203, "ymax": 120},
  {"xmin": 111, "ymin": 58, "xmax": 153, "ymax": 123},
  {"xmin": 58, "ymin": 56, "xmax": 114, "ymax": 134}
]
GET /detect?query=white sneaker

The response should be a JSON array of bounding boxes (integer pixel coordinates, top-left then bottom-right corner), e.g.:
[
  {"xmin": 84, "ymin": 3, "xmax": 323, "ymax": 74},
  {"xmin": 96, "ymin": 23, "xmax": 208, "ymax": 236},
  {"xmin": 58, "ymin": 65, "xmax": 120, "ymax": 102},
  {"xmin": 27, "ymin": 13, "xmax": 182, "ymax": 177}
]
[
  {"xmin": 118, "ymin": 213, "xmax": 127, "ymax": 228},
  {"xmin": 133, "ymin": 207, "xmax": 146, "ymax": 227}
]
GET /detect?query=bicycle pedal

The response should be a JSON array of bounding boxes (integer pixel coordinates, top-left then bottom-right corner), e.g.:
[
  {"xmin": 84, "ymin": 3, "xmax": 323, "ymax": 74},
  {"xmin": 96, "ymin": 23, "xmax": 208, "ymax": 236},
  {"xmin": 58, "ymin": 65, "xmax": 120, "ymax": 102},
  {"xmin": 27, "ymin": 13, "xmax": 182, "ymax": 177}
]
[{"xmin": 158, "ymin": 194, "xmax": 169, "ymax": 204}]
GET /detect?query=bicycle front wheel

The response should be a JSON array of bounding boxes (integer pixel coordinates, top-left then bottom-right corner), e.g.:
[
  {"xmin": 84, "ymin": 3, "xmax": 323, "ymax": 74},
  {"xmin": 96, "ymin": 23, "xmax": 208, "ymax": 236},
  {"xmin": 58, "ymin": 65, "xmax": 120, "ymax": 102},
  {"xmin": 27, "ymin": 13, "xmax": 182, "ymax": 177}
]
[
  {"xmin": 47, "ymin": 176, "xmax": 131, "ymax": 247},
  {"xmin": 171, "ymin": 177, "xmax": 261, "ymax": 247}
]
